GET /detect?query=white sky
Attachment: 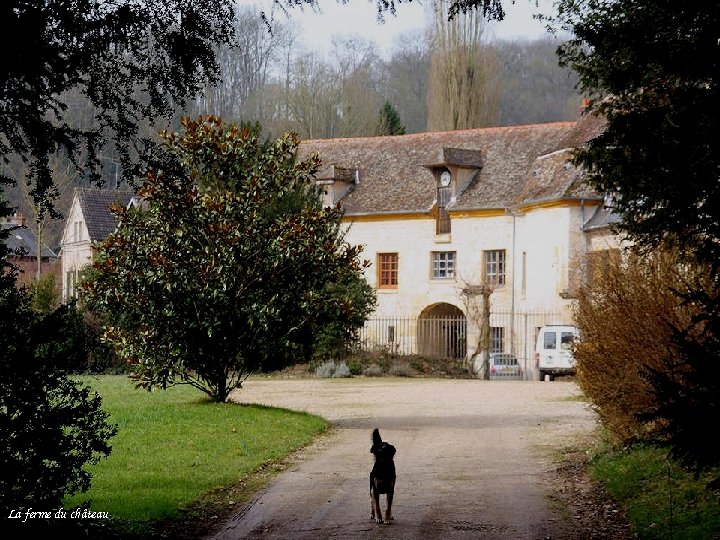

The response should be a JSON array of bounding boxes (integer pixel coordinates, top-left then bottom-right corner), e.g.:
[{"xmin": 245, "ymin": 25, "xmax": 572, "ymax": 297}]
[{"xmin": 241, "ymin": 0, "xmax": 557, "ymax": 58}]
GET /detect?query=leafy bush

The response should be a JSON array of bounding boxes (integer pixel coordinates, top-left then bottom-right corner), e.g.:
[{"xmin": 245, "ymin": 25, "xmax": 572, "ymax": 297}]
[
  {"xmin": 29, "ymin": 272, "xmax": 59, "ymax": 314},
  {"xmin": 308, "ymin": 272, "xmax": 377, "ymax": 362},
  {"xmin": 0, "ymin": 262, "xmax": 117, "ymax": 516},
  {"xmin": 314, "ymin": 361, "xmax": 352, "ymax": 378},
  {"xmin": 574, "ymin": 248, "xmax": 710, "ymax": 447},
  {"xmin": 362, "ymin": 363, "xmax": 384, "ymax": 377},
  {"xmin": 346, "ymin": 360, "xmax": 363, "ymax": 376},
  {"xmin": 388, "ymin": 361, "xmax": 418, "ymax": 377}
]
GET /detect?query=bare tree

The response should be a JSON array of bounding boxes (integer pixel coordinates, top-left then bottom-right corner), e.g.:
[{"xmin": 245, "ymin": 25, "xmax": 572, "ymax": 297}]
[
  {"xmin": 331, "ymin": 35, "xmax": 384, "ymax": 137},
  {"xmin": 426, "ymin": 0, "xmax": 500, "ymax": 131},
  {"xmin": 284, "ymin": 52, "xmax": 342, "ymax": 139},
  {"xmin": 459, "ymin": 280, "xmax": 494, "ymax": 379},
  {"xmin": 191, "ymin": 5, "xmax": 290, "ymax": 123},
  {"xmin": 496, "ymin": 38, "xmax": 581, "ymax": 126},
  {"xmin": 379, "ymin": 31, "xmax": 431, "ymax": 133}
]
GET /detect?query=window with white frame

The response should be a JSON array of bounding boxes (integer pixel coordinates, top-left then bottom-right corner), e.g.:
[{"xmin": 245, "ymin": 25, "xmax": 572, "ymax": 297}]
[
  {"xmin": 432, "ymin": 251, "xmax": 456, "ymax": 279},
  {"xmin": 73, "ymin": 221, "xmax": 83, "ymax": 242},
  {"xmin": 483, "ymin": 249, "xmax": 506, "ymax": 286},
  {"xmin": 491, "ymin": 326, "xmax": 504, "ymax": 353},
  {"xmin": 65, "ymin": 270, "xmax": 78, "ymax": 300}
]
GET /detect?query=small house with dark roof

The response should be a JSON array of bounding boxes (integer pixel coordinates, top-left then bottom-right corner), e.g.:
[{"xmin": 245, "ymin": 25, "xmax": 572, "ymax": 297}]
[
  {"xmin": 298, "ymin": 114, "xmax": 620, "ymax": 375},
  {"xmin": 2, "ymin": 212, "xmax": 60, "ymax": 288},
  {"xmin": 60, "ymin": 188, "xmax": 135, "ymax": 300}
]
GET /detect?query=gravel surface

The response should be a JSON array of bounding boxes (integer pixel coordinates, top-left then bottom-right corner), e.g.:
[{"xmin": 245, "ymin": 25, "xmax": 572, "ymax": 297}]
[{"xmin": 202, "ymin": 378, "xmax": 635, "ymax": 540}]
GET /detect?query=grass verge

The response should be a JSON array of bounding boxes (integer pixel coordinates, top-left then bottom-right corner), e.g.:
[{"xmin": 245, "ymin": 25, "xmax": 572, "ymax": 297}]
[
  {"xmin": 63, "ymin": 375, "xmax": 329, "ymax": 538},
  {"xmin": 590, "ymin": 443, "xmax": 720, "ymax": 539}
]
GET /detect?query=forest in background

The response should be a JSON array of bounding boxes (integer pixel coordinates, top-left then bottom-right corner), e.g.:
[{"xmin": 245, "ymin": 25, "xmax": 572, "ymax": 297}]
[{"xmin": 4, "ymin": 3, "xmax": 581, "ymax": 251}]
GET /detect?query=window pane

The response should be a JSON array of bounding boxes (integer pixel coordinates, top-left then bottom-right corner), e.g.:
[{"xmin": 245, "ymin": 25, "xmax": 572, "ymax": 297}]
[
  {"xmin": 491, "ymin": 326, "xmax": 504, "ymax": 353},
  {"xmin": 484, "ymin": 249, "xmax": 506, "ymax": 286},
  {"xmin": 561, "ymin": 332, "xmax": 575, "ymax": 349},
  {"xmin": 432, "ymin": 251, "xmax": 455, "ymax": 278},
  {"xmin": 436, "ymin": 186, "xmax": 452, "ymax": 234},
  {"xmin": 378, "ymin": 253, "xmax": 398, "ymax": 287},
  {"xmin": 543, "ymin": 332, "xmax": 556, "ymax": 349}
]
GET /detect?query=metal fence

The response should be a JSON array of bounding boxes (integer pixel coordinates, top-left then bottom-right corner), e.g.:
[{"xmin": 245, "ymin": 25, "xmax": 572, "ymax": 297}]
[{"xmin": 357, "ymin": 310, "xmax": 566, "ymax": 378}]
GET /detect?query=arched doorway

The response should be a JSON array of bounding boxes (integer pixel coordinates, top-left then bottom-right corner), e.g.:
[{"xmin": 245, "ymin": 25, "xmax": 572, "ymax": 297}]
[{"xmin": 417, "ymin": 303, "xmax": 467, "ymax": 359}]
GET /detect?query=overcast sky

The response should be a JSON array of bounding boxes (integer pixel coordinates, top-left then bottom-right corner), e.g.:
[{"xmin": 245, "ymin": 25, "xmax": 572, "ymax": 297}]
[{"xmin": 241, "ymin": 0, "xmax": 557, "ymax": 58}]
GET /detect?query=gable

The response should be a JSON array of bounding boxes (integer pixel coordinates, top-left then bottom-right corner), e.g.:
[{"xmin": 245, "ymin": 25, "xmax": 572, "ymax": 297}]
[{"xmin": 76, "ymin": 188, "xmax": 135, "ymax": 243}]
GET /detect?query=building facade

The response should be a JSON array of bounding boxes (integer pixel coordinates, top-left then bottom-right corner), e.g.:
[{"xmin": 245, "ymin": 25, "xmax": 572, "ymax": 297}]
[
  {"xmin": 60, "ymin": 188, "xmax": 135, "ymax": 301},
  {"xmin": 299, "ymin": 114, "xmax": 615, "ymax": 372}
]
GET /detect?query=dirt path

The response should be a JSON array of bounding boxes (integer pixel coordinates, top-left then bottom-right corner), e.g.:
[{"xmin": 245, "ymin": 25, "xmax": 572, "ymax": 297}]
[{"xmin": 205, "ymin": 378, "xmax": 600, "ymax": 540}]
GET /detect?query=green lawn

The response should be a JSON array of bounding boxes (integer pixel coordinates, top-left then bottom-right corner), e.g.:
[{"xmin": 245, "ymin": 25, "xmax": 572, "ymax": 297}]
[{"xmin": 64, "ymin": 375, "xmax": 328, "ymax": 530}]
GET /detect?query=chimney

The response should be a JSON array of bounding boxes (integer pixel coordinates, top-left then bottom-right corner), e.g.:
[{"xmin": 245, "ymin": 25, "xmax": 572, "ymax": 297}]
[{"xmin": 10, "ymin": 212, "xmax": 25, "ymax": 226}]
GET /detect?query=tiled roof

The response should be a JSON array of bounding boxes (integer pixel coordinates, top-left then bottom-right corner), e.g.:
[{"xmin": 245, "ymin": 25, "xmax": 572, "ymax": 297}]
[
  {"xmin": 298, "ymin": 114, "xmax": 605, "ymax": 215},
  {"xmin": 76, "ymin": 188, "xmax": 135, "ymax": 242},
  {"xmin": 1, "ymin": 224, "xmax": 57, "ymax": 258},
  {"xmin": 583, "ymin": 204, "xmax": 622, "ymax": 231}
]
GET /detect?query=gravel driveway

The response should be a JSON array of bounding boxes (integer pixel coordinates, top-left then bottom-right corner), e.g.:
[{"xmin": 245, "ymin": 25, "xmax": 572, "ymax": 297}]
[{"xmin": 204, "ymin": 378, "xmax": 601, "ymax": 540}]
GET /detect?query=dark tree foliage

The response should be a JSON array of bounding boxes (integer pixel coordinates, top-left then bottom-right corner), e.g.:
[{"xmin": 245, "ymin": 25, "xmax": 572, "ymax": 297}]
[
  {"xmin": 83, "ymin": 116, "xmax": 371, "ymax": 402},
  {"xmin": 554, "ymin": 1, "xmax": 720, "ymax": 477},
  {"xmin": 1, "ymin": 0, "xmax": 235, "ymax": 217},
  {"xmin": 302, "ymin": 270, "xmax": 378, "ymax": 363},
  {"xmin": 0, "ymin": 224, "xmax": 117, "ymax": 515},
  {"xmin": 640, "ymin": 288, "xmax": 720, "ymax": 476},
  {"xmin": 376, "ymin": 101, "xmax": 407, "ymax": 136},
  {"xmin": 555, "ymin": 0, "xmax": 720, "ymax": 271},
  {"xmin": 370, "ymin": 0, "xmax": 505, "ymax": 20}
]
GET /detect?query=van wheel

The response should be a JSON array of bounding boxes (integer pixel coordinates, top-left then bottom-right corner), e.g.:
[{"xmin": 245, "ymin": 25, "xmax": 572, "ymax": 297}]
[{"xmin": 539, "ymin": 370, "xmax": 545, "ymax": 381}]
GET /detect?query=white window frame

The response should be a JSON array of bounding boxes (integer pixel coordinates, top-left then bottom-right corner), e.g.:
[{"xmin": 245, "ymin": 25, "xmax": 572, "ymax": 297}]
[
  {"xmin": 484, "ymin": 249, "xmax": 506, "ymax": 286},
  {"xmin": 432, "ymin": 251, "xmax": 456, "ymax": 279}
]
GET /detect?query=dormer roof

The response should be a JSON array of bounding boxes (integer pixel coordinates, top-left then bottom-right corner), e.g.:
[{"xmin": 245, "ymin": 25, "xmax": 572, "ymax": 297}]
[{"xmin": 423, "ymin": 147, "xmax": 484, "ymax": 169}]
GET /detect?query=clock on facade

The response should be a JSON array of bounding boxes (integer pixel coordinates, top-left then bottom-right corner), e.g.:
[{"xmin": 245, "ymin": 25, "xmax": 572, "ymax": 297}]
[{"xmin": 439, "ymin": 170, "xmax": 451, "ymax": 187}]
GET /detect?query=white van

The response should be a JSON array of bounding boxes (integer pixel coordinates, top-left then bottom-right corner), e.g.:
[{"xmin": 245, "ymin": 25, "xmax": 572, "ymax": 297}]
[{"xmin": 534, "ymin": 325, "xmax": 580, "ymax": 381}]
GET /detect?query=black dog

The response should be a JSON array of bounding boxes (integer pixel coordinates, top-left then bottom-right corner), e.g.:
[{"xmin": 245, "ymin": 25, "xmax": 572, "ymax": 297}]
[{"xmin": 369, "ymin": 428, "xmax": 396, "ymax": 524}]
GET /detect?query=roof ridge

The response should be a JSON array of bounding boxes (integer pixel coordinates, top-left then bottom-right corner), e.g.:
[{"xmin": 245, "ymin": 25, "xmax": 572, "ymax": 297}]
[{"xmin": 300, "ymin": 121, "xmax": 578, "ymax": 145}]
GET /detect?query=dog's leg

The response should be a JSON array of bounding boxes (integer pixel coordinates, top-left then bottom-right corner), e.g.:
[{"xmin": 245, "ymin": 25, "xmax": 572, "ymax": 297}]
[
  {"xmin": 369, "ymin": 489, "xmax": 376, "ymax": 521},
  {"xmin": 372, "ymin": 491, "xmax": 383, "ymax": 523},
  {"xmin": 385, "ymin": 491, "xmax": 394, "ymax": 522}
]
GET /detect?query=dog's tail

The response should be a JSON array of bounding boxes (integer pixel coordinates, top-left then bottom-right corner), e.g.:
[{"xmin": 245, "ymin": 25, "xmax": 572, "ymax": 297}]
[{"xmin": 372, "ymin": 428, "xmax": 382, "ymax": 447}]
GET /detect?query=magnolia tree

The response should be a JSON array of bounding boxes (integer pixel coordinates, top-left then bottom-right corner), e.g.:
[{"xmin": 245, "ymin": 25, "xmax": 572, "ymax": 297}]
[{"xmin": 83, "ymin": 116, "xmax": 371, "ymax": 402}]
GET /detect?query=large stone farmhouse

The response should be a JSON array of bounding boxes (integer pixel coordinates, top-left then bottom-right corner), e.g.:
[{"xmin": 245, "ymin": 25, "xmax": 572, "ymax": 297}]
[
  {"xmin": 298, "ymin": 113, "xmax": 618, "ymax": 374},
  {"xmin": 58, "ymin": 115, "xmax": 619, "ymax": 376}
]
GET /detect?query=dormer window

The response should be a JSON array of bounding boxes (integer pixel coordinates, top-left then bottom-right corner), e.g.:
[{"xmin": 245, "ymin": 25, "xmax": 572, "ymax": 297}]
[
  {"xmin": 314, "ymin": 165, "xmax": 357, "ymax": 208},
  {"xmin": 437, "ymin": 169, "xmax": 452, "ymax": 234}
]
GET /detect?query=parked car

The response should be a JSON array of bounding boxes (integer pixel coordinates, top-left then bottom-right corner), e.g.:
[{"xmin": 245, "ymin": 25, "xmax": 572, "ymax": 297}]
[
  {"xmin": 488, "ymin": 352, "xmax": 522, "ymax": 380},
  {"xmin": 535, "ymin": 325, "xmax": 580, "ymax": 381}
]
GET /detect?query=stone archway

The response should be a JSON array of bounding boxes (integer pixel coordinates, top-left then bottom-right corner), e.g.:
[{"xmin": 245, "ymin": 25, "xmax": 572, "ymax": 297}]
[{"xmin": 417, "ymin": 303, "xmax": 467, "ymax": 359}]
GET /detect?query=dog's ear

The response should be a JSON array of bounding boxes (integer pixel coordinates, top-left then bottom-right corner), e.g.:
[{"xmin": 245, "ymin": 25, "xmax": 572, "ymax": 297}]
[{"xmin": 372, "ymin": 428, "xmax": 382, "ymax": 447}]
